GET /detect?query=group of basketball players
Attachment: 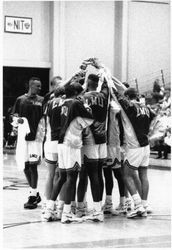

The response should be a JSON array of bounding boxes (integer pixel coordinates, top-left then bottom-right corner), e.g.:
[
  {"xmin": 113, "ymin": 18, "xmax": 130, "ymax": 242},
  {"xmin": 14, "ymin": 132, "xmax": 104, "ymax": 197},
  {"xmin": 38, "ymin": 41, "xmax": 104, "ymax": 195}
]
[{"xmin": 11, "ymin": 58, "xmax": 156, "ymax": 224}]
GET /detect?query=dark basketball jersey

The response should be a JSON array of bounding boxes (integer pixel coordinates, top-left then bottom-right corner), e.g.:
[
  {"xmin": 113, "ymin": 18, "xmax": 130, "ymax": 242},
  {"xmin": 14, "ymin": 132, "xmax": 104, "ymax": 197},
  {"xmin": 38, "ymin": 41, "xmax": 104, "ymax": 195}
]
[
  {"xmin": 11, "ymin": 94, "xmax": 43, "ymax": 141},
  {"xmin": 112, "ymin": 89, "xmax": 156, "ymax": 147},
  {"xmin": 83, "ymin": 79, "xmax": 109, "ymax": 144},
  {"xmin": 58, "ymin": 98, "xmax": 93, "ymax": 148},
  {"xmin": 46, "ymin": 97, "xmax": 63, "ymax": 141}
]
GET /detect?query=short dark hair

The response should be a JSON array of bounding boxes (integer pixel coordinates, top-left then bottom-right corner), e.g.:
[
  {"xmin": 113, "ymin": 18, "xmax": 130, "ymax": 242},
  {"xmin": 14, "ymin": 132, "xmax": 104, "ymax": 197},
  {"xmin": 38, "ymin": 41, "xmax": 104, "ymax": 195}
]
[
  {"xmin": 87, "ymin": 74, "xmax": 99, "ymax": 90},
  {"xmin": 65, "ymin": 83, "xmax": 83, "ymax": 98},
  {"xmin": 88, "ymin": 74, "xmax": 99, "ymax": 83},
  {"xmin": 29, "ymin": 77, "xmax": 41, "ymax": 83},
  {"xmin": 124, "ymin": 87, "xmax": 138, "ymax": 100},
  {"xmin": 29, "ymin": 77, "xmax": 41, "ymax": 86},
  {"xmin": 54, "ymin": 86, "xmax": 65, "ymax": 97}
]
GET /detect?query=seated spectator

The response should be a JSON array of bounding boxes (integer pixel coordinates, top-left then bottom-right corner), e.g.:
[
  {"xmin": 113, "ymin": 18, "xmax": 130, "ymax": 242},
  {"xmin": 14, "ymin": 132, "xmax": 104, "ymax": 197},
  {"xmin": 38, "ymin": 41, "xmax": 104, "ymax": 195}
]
[
  {"xmin": 160, "ymin": 88, "xmax": 171, "ymax": 110},
  {"xmin": 151, "ymin": 79, "xmax": 164, "ymax": 103},
  {"xmin": 149, "ymin": 110, "xmax": 168, "ymax": 149},
  {"xmin": 156, "ymin": 128, "xmax": 171, "ymax": 159}
]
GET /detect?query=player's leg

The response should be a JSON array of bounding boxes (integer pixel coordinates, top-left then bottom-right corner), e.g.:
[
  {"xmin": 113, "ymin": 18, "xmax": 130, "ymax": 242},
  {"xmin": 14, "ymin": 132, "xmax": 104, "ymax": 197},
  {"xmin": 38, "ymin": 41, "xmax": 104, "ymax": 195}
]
[
  {"xmin": 103, "ymin": 164, "xmax": 113, "ymax": 214},
  {"xmin": 61, "ymin": 146, "xmax": 83, "ymax": 223},
  {"xmin": 138, "ymin": 145, "xmax": 152, "ymax": 214}
]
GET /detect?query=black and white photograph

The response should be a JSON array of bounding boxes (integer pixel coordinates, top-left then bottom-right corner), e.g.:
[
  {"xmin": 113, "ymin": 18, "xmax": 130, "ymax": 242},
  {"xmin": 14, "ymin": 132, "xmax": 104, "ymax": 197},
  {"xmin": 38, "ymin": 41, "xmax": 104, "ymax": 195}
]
[{"xmin": 2, "ymin": 0, "xmax": 171, "ymax": 248}]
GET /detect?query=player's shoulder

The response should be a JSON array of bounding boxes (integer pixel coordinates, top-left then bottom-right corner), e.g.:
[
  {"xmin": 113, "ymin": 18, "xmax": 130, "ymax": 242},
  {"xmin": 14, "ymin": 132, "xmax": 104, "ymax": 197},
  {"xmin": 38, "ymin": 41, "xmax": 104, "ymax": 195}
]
[
  {"xmin": 16, "ymin": 94, "xmax": 28, "ymax": 101},
  {"xmin": 37, "ymin": 95, "xmax": 44, "ymax": 101}
]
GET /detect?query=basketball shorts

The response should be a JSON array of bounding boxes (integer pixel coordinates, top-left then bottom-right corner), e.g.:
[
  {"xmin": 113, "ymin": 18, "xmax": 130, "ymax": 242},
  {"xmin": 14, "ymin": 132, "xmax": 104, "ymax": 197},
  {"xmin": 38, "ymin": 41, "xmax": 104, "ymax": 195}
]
[
  {"xmin": 25, "ymin": 141, "xmax": 42, "ymax": 164},
  {"xmin": 44, "ymin": 140, "xmax": 58, "ymax": 165},
  {"xmin": 124, "ymin": 145, "xmax": 150, "ymax": 170},
  {"xmin": 106, "ymin": 145, "xmax": 121, "ymax": 169},
  {"xmin": 81, "ymin": 143, "xmax": 107, "ymax": 163},
  {"xmin": 58, "ymin": 144, "xmax": 81, "ymax": 172}
]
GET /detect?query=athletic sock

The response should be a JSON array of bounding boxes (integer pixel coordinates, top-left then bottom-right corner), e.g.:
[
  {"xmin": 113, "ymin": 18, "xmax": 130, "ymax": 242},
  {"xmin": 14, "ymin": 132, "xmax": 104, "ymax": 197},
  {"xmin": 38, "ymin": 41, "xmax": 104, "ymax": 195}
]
[
  {"xmin": 77, "ymin": 202, "xmax": 85, "ymax": 209},
  {"xmin": 93, "ymin": 202, "xmax": 101, "ymax": 212},
  {"xmin": 105, "ymin": 195, "xmax": 112, "ymax": 204},
  {"xmin": 120, "ymin": 196, "xmax": 125, "ymax": 205},
  {"xmin": 47, "ymin": 200, "xmax": 55, "ymax": 210},
  {"xmin": 58, "ymin": 200, "xmax": 64, "ymax": 209},
  {"xmin": 30, "ymin": 188, "xmax": 37, "ymax": 197},
  {"xmin": 142, "ymin": 200, "xmax": 148, "ymax": 207},
  {"xmin": 71, "ymin": 201, "xmax": 76, "ymax": 207},
  {"xmin": 63, "ymin": 204, "xmax": 71, "ymax": 214},
  {"xmin": 132, "ymin": 193, "xmax": 142, "ymax": 207}
]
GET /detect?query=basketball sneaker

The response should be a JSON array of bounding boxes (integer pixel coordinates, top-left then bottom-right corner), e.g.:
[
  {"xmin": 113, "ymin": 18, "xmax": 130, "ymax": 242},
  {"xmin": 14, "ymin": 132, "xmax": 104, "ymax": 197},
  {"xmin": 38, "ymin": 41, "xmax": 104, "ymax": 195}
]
[
  {"xmin": 76, "ymin": 207, "xmax": 87, "ymax": 217},
  {"xmin": 71, "ymin": 205, "xmax": 76, "ymax": 215},
  {"xmin": 125, "ymin": 198, "xmax": 133, "ymax": 212},
  {"xmin": 24, "ymin": 196, "xmax": 37, "ymax": 209},
  {"xmin": 103, "ymin": 202, "xmax": 113, "ymax": 214},
  {"xmin": 42, "ymin": 208, "xmax": 57, "ymax": 222},
  {"xmin": 144, "ymin": 204, "xmax": 152, "ymax": 214},
  {"xmin": 84, "ymin": 210, "xmax": 104, "ymax": 222},
  {"xmin": 36, "ymin": 192, "xmax": 41, "ymax": 204},
  {"xmin": 55, "ymin": 207, "xmax": 63, "ymax": 220},
  {"xmin": 61, "ymin": 212, "xmax": 83, "ymax": 224},
  {"xmin": 127, "ymin": 204, "xmax": 147, "ymax": 218},
  {"xmin": 111, "ymin": 203, "xmax": 127, "ymax": 216}
]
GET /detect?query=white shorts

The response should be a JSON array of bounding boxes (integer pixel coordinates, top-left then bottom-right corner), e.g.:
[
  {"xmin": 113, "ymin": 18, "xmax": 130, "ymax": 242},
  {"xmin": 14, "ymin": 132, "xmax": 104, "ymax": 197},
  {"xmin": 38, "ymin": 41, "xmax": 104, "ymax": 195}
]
[
  {"xmin": 106, "ymin": 145, "xmax": 121, "ymax": 169},
  {"xmin": 24, "ymin": 141, "xmax": 42, "ymax": 164},
  {"xmin": 44, "ymin": 140, "xmax": 58, "ymax": 164},
  {"xmin": 82, "ymin": 143, "xmax": 107, "ymax": 163},
  {"xmin": 58, "ymin": 144, "xmax": 81, "ymax": 172},
  {"xmin": 124, "ymin": 145, "xmax": 150, "ymax": 170}
]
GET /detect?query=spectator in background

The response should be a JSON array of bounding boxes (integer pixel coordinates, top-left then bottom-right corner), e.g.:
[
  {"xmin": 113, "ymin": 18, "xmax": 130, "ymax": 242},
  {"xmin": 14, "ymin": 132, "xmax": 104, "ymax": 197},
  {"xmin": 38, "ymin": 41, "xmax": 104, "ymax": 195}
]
[
  {"xmin": 156, "ymin": 128, "xmax": 171, "ymax": 159},
  {"xmin": 152, "ymin": 79, "xmax": 164, "ymax": 103},
  {"xmin": 160, "ymin": 88, "xmax": 171, "ymax": 110}
]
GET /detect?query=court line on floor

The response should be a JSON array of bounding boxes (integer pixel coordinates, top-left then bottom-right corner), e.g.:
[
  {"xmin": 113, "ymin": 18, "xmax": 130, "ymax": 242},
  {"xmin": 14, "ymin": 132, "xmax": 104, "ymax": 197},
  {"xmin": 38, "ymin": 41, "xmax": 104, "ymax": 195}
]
[
  {"xmin": 3, "ymin": 214, "xmax": 171, "ymax": 229},
  {"xmin": 22, "ymin": 235, "xmax": 171, "ymax": 248},
  {"xmin": 3, "ymin": 220, "xmax": 42, "ymax": 229}
]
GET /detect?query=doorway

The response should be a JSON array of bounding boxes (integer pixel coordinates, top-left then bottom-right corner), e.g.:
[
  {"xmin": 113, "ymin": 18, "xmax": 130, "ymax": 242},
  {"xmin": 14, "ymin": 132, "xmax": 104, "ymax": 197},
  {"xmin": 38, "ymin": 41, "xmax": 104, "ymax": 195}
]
[{"xmin": 3, "ymin": 66, "xmax": 50, "ymax": 142}]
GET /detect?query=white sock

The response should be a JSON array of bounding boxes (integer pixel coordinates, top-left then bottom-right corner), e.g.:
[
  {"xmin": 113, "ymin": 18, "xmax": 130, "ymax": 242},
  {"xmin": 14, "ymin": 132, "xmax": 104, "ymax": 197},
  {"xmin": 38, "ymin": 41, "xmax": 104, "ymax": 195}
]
[
  {"xmin": 142, "ymin": 200, "xmax": 148, "ymax": 207},
  {"xmin": 63, "ymin": 204, "xmax": 71, "ymax": 214},
  {"xmin": 93, "ymin": 202, "xmax": 101, "ymax": 212},
  {"xmin": 71, "ymin": 201, "xmax": 76, "ymax": 207},
  {"xmin": 120, "ymin": 196, "xmax": 125, "ymax": 205},
  {"xmin": 47, "ymin": 200, "xmax": 55, "ymax": 210},
  {"xmin": 132, "ymin": 193, "xmax": 142, "ymax": 206},
  {"xmin": 58, "ymin": 200, "xmax": 64, "ymax": 209},
  {"xmin": 106, "ymin": 195, "xmax": 112, "ymax": 204},
  {"xmin": 77, "ymin": 202, "xmax": 85, "ymax": 209},
  {"xmin": 31, "ymin": 188, "xmax": 37, "ymax": 197}
]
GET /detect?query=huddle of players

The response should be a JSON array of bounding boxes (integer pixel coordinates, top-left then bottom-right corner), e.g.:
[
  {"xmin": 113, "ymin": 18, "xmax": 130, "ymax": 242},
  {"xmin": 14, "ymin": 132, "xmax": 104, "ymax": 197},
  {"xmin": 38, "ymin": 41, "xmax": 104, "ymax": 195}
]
[
  {"xmin": 10, "ymin": 58, "xmax": 155, "ymax": 224},
  {"xmin": 41, "ymin": 70, "xmax": 155, "ymax": 223}
]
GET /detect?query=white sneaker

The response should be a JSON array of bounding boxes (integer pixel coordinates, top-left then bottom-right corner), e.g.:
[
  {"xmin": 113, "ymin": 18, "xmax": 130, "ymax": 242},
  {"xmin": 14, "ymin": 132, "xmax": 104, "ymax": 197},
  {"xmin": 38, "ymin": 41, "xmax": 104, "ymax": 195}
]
[
  {"xmin": 54, "ymin": 207, "xmax": 63, "ymax": 220},
  {"xmin": 61, "ymin": 212, "xmax": 83, "ymax": 224},
  {"xmin": 76, "ymin": 207, "xmax": 87, "ymax": 217},
  {"xmin": 127, "ymin": 204, "xmax": 147, "ymax": 218},
  {"xmin": 42, "ymin": 208, "xmax": 57, "ymax": 222},
  {"xmin": 71, "ymin": 205, "xmax": 76, "ymax": 215},
  {"xmin": 144, "ymin": 204, "xmax": 152, "ymax": 214},
  {"xmin": 84, "ymin": 210, "xmax": 104, "ymax": 222},
  {"xmin": 111, "ymin": 203, "xmax": 126, "ymax": 216},
  {"xmin": 103, "ymin": 202, "xmax": 113, "ymax": 214},
  {"xmin": 125, "ymin": 198, "xmax": 133, "ymax": 212},
  {"xmin": 41, "ymin": 202, "xmax": 46, "ymax": 215}
]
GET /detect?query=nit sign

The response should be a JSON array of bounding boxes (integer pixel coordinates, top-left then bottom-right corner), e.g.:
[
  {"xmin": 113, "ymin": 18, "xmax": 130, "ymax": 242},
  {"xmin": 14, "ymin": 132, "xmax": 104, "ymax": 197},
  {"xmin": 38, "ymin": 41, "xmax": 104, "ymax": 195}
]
[{"xmin": 4, "ymin": 16, "xmax": 32, "ymax": 34}]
